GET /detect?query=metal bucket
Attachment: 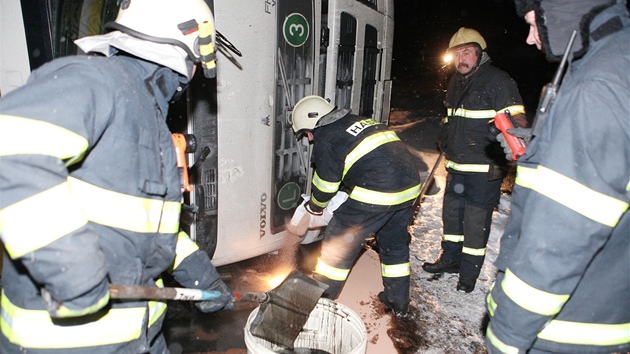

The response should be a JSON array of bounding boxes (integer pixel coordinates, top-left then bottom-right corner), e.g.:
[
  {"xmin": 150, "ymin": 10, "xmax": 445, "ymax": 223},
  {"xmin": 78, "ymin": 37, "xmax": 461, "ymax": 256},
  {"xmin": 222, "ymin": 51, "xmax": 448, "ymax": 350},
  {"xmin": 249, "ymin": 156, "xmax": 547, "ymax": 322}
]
[{"xmin": 244, "ymin": 298, "xmax": 367, "ymax": 354}]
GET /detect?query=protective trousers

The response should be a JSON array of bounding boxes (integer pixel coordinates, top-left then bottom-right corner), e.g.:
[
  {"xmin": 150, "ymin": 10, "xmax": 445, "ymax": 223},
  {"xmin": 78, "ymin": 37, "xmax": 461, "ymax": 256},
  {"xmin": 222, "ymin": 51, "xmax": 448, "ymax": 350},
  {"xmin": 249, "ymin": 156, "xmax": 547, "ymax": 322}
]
[
  {"xmin": 313, "ymin": 204, "xmax": 414, "ymax": 309},
  {"xmin": 441, "ymin": 172, "xmax": 501, "ymax": 279}
]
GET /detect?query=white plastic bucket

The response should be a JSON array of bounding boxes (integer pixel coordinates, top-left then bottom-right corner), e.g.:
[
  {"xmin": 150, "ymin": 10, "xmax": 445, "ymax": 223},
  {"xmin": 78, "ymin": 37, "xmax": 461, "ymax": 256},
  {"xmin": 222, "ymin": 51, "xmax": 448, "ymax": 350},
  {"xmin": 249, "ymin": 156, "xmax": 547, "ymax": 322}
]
[{"xmin": 244, "ymin": 298, "xmax": 367, "ymax": 354}]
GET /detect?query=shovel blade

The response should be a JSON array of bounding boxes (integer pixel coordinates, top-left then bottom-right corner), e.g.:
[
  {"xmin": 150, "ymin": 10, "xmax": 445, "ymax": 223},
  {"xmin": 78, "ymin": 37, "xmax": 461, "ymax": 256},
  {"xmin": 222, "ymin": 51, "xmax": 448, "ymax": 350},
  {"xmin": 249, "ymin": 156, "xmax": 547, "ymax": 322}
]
[{"xmin": 249, "ymin": 269, "xmax": 328, "ymax": 348}]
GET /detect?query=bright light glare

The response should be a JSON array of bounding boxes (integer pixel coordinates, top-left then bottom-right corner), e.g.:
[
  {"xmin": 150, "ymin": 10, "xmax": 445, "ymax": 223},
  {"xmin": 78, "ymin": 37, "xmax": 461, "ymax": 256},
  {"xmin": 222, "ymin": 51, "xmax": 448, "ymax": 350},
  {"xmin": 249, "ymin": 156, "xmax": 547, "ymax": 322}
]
[
  {"xmin": 266, "ymin": 269, "xmax": 292, "ymax": 290},
  {"xmin": 443, "ymin": 53, "xmax": 453, "ymax": 63}
]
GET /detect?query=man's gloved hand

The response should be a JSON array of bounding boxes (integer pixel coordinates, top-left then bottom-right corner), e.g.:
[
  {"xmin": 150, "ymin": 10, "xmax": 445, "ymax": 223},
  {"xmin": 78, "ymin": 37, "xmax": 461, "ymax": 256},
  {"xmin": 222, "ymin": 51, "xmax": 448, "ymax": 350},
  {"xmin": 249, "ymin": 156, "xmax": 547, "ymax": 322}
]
[
  {"xmin": 41, "ymin": 278, "xmax": 110, "ymax": 318},
  {"xmin": 195, "ymin": 278, "xmax": 236, "ymax": 313},
  {"xmin": 286, "ymin": 197, "xmax": 313, "ymax": 236},
  {"xmin": 497, "ymin": 128, "xmax": 532, "ymax": 160},
  {"xmin": 287, "ymin": 192, "xmax": 349, "ymax": 236},
  {"xmin": 507, "ymin": 127, "xmax": 532, "ymax": 142}
]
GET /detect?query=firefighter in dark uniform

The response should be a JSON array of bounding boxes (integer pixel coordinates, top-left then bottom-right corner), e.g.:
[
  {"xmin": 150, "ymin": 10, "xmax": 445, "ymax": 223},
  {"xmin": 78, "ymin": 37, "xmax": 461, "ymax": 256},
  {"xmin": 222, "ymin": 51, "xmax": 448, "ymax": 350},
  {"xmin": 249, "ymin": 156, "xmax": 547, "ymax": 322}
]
[
  {"xmin": 486, "ymin": 0, "xmax": 630, "ymax": 352},
  {"xmin": 0, "ymin": 0, "xmax": 235, "ymax": 352},
  {"xmin": 288, "ymin": 95, "xmax": 422, "ymax": 317},
  {"xmin": 422, "ymin": 28, "xmax": 527, "ymax": 293}
]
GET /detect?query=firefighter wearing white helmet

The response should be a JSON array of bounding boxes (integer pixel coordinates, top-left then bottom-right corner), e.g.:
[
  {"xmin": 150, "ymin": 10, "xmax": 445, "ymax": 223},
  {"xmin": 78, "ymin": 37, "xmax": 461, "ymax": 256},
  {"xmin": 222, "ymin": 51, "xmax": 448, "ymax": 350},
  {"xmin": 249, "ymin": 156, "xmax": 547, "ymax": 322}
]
[
  {"xmin": 291, "ymin": 95, "xmax": 336, "ymax": 132},
  {"xmin": 77, "ymin": 0, "xmax": 217, "ymax": 80},
  {"xmin": 0, "ymin": 0, "xmax": 234, "ymax": 353},
  {"xmin": 421, "ymin": 27, "xmax": 528, "ymax": 293},
  {"xmin": 288, "ymin": 95, "xmax": 422, "ymax": 317}
]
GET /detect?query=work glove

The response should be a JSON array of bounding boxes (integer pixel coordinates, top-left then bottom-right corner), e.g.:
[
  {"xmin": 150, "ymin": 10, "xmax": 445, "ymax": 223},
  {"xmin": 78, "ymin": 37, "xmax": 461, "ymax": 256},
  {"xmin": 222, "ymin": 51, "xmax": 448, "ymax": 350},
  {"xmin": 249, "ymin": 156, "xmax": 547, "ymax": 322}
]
[
  {"xmin": 286, "ymin": 192, "xmax": 349, "ymax": 236},
  {"xmin": 286, "ymin": 195, "xmax": 321, "ymax": 236},
  {"xmin": 41, "ymin": 278, "xmax": 110, "ymax": 318},
  {"xmin": 497, "ymin": 128, "xmax": 532, "ymax": 160},
  {"xmin": 195, "ymin": 278, "xmax": 236, "ymax": 313}
]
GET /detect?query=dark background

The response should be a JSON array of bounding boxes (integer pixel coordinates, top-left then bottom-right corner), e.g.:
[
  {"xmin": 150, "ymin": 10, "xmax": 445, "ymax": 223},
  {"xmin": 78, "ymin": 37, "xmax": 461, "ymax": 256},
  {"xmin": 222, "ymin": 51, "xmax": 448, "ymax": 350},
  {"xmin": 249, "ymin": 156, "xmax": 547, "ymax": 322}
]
[{"xmin": 392, "ymin": 0, "xmax": 557, "ymax": 120}]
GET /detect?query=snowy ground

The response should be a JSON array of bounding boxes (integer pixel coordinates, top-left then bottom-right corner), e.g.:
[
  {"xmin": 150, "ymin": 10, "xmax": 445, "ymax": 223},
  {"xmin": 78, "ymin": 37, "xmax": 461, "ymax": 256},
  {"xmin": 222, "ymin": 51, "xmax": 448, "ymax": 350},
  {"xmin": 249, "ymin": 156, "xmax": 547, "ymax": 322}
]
[
  {"xmin": 331, "ymin": 90, "xmax": 514, "ymax": 354},
  {"xmin": 163, "ymin": 87, "xmax": 516, "ymax": 354}
]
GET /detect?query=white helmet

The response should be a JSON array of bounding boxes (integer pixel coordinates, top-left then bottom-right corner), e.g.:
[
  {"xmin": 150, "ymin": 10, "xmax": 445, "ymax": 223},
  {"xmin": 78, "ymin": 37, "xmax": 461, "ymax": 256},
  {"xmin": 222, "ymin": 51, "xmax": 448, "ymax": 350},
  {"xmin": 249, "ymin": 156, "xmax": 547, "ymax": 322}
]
[
  {"xmin": 292, "ymin": 96, "xmax": 335, "ymax": 133},
  {"xmin": 105, "ymin": 0, "xmax": 216, "ymax": 79}
]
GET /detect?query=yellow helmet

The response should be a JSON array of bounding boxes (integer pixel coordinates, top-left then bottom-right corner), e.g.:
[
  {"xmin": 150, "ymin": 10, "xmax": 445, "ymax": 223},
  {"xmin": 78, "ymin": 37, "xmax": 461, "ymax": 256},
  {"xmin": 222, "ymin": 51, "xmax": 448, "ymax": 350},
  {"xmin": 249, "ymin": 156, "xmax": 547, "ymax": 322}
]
[
  {"xmin": 292, "ymin": 96, "xmax": 335, "ymax": 133},
  {"xmin": 448, "ymin": 27, "xmax": 487, "ymax": 50},
  {"xmin": 105, "ymin": 0, "xmax": 216, "ymax": 79}
]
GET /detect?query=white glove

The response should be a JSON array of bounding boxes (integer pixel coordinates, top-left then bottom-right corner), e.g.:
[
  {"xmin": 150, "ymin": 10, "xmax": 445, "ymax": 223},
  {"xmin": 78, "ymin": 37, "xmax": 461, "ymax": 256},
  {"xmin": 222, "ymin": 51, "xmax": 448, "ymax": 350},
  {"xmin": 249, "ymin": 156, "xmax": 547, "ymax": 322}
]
[
  {"xmin": 286, "ymin": 192, "xmax": 348, "ymax": 235},
  {"xmin": 286, "ymin": 196, "xmax": 312, "ymax": 236}
]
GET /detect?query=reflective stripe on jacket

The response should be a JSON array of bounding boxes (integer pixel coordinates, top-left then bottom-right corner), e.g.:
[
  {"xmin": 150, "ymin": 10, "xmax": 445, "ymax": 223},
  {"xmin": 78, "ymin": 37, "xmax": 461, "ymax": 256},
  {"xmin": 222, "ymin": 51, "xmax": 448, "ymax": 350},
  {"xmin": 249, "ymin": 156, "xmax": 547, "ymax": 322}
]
[
  {"xmin": 444, "ymin": 61, "xmax": 525, "ymax": 167},
  {"xmin": 0, "ymin": 55, "xmax": 219, "ymax": 352},
  {"xmin": 309, "ymin": 114, "xmax": 421, "ymax": 213},
  {"xmin": 486, "ymin": 6, "xmax": 630, "ymax": 353}
]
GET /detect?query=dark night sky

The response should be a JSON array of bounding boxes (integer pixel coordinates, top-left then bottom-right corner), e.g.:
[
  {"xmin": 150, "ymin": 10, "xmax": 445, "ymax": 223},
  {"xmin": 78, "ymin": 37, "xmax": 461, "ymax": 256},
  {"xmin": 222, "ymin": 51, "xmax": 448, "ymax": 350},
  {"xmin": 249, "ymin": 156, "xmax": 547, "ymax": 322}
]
[{"xmin": 392, "ymin": 0, "xmax": 557, "ymax": 118}]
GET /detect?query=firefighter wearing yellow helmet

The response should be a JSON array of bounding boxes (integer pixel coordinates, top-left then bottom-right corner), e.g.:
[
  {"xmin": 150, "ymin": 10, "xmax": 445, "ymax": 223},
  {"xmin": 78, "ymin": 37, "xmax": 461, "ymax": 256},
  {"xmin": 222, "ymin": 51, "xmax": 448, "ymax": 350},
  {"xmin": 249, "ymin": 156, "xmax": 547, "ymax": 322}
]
[
  {"xmin": 288, "ymin": 95, "xmax": 422, "ymax": 317},
  {"xmin": 421, "ymin": 27, "xmax": 528, "ymax": 293},
  {"xmin": 0, "ymin": 0, "xmax": 233, "ymax": 352}
]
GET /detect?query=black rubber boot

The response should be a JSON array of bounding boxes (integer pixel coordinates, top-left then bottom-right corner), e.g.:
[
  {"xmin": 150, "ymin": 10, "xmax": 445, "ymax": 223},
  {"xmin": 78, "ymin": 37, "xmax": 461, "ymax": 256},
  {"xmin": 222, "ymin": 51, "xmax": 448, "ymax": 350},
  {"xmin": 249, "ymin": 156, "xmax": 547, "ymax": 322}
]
[
  {"xmin": 456, "ymin": 276, "xmax": 476, "ymax": 293},
  {"xmin": 377, "ymin": 292, "xmax": 409, "ymax": 318},
  {"xmin": 422, "ymin": 258, "xmax": 461, "ymax": 273}
]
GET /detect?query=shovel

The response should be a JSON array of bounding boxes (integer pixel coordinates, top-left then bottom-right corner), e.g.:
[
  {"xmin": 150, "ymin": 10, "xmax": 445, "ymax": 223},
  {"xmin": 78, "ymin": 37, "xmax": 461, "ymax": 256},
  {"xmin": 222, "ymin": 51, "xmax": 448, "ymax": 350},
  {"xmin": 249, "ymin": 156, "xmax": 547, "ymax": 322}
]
[
  {"xmin": 248, "ymin": 269, "xmax": 329, "ymax": 349},
  {"xmin": 110, "ymin": 269, "xmax": 328, "ymax": 349}
]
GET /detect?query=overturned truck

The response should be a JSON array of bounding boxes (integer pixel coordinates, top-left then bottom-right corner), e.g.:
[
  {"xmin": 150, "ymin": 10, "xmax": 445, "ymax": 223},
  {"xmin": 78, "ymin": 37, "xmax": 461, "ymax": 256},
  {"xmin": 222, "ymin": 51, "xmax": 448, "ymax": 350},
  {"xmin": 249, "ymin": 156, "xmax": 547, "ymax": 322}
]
[{"xmin": 0, "ymin": 0, "xmax": 394, "ymax": 266}]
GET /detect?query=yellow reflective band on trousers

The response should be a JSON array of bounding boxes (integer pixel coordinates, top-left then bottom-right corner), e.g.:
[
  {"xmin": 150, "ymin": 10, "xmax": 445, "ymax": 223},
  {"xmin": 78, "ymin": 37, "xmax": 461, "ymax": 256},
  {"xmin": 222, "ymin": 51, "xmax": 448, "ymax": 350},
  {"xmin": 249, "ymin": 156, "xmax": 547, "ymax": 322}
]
[
  {"xmin": 515, "ymin": 165, "xmax": 537, "ymax": 189},
  {"xmin": 170, "ymin": 231, "xmax": 200, "ymax": 271},
  {"xmin": 463, "ymin": 246, "xmax": 486, "ymax": 256},
  {"xmin": 313, "ymin": 171, "xmax": 341, "ymax": 194},
  {"xmin": 538, "ymin": 320, "xmax": 630, "ymax": 346},
  {"xmin": 381, "ymin": 263, "xmax": 411, "ymax": 278},
  {"xmin": 502, "ymin": 269, "xmax": 569, "ymax": 316},
  {"xmin": 0, "ymin": 182, "xmax": 88, "ymax": 259},
  {"xmin": 532, "ymin": 166, "xmax": 629, "ymax": 227},
  {"xmin": 447, "ymin": 108, "xmax": 497, "ymax": 119},
  {"xmin": 343, "ymin": 131, "xmax": 400, "ymax": 178},
  {"xmin": 445, "ymin": 160, "xmax": 489, "ymax": 173},
  {"xmin": 443, "ymin": 234, "xmax": 464, "ymax": 242},
  {"xmin": 69, "ymin": 177, "xmax": 181, "ymax": 233},
  {"xmin": 0, "ymin": 293, "xmax": 145, "ymax": 349},
  {"xmin": 486, "ymin": 326, "xmax": 522, "ymax": 354},
  {"xmin": 350, "ymin": 184, "xmax": 421, "ymax": 206},
  {"xmin": 0, "ymin": 115, "xmax": 88, "ymax": 166},
  {"xmin": 314, "ymin": 258, "xmax": 350, "ymax": 281}
]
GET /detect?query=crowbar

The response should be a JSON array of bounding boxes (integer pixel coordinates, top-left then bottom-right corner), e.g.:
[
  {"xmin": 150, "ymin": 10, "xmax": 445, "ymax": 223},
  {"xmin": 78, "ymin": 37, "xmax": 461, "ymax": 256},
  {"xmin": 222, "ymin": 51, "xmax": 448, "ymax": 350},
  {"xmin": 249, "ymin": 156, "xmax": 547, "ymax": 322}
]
[{"xmin": 109, "ymin": 284, "xmax": 267, "ymax": 303}]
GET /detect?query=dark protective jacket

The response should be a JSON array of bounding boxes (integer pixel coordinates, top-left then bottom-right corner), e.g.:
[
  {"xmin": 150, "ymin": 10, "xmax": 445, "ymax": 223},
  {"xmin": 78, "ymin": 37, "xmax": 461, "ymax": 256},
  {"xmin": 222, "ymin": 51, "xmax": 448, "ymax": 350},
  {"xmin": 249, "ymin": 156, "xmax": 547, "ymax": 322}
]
[
  {"xmin": 0, "ymin": 55, "xmax": 220, "ymax": 352},
  {"xmin": 308, "ymin": 113, "xmax": 421, "ymax": 213},
  {"xmin": 486, "ymin": 4, "xmax": 630, "ymax": 353},
  {"xmin": 443, "ymin": 61, "xmax": 525, "ymax": 174}
]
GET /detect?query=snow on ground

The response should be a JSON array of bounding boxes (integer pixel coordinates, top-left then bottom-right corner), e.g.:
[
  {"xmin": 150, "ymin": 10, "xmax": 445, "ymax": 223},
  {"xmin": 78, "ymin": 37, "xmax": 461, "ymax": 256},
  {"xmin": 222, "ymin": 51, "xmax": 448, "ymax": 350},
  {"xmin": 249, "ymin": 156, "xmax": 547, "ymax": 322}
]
[
  {"xmin": 406, "ymin": 182, "xmax": 511, "ymax": 354},
  {"xmin": 385, "ymin": 91, "xmax": 513, "ymax": 353},
  {"xmin": 161, "ymin": 88, "xmax": 517, "ymax": 354}
]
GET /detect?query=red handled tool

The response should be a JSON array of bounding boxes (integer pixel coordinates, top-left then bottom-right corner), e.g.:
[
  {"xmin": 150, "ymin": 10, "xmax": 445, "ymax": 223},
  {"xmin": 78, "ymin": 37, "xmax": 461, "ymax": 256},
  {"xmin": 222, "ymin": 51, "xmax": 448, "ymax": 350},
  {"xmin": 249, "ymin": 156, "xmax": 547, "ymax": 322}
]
[{"xmin": 491, "ymin": 110, "xmax": 527, "ymax": 161}]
